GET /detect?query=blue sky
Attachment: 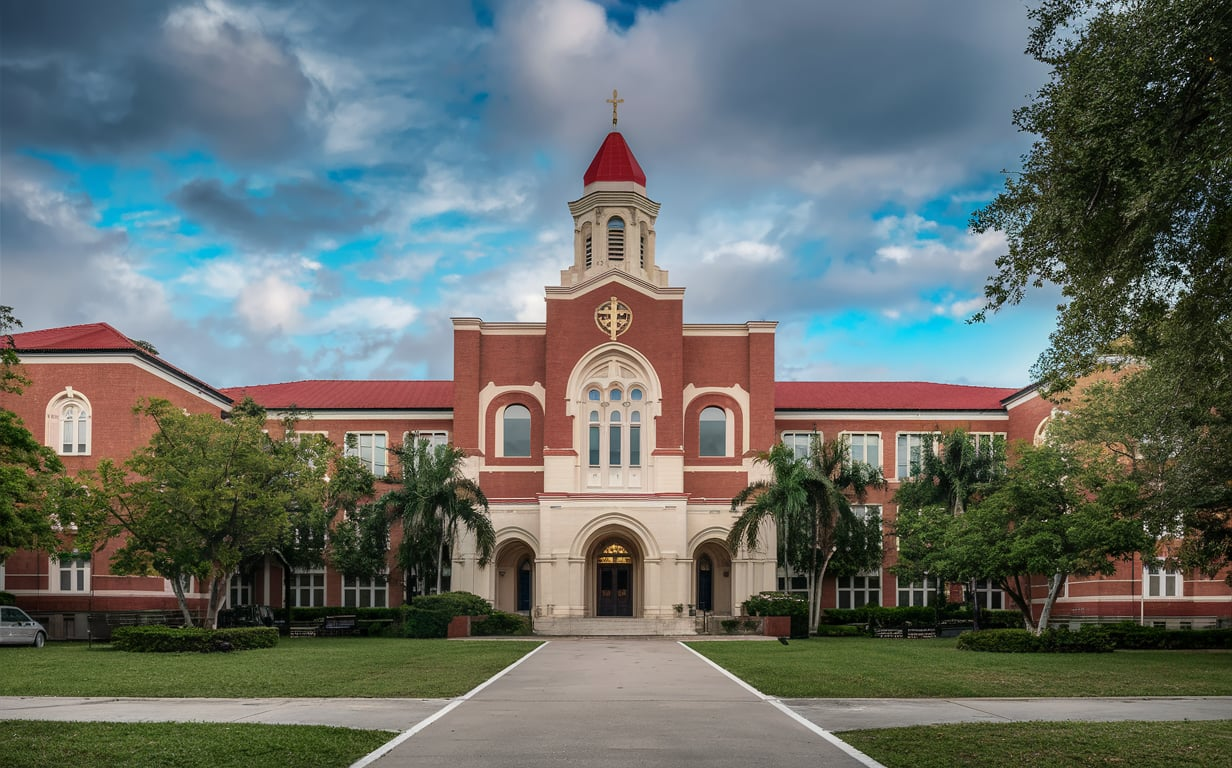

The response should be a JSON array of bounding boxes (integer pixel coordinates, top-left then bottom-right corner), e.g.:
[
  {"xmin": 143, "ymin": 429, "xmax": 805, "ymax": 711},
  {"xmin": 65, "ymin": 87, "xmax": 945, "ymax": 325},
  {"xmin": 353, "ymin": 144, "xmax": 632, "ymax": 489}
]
[{"xmin": 0, "ymin": 0, "xmax": 1059, "ymax": 389}]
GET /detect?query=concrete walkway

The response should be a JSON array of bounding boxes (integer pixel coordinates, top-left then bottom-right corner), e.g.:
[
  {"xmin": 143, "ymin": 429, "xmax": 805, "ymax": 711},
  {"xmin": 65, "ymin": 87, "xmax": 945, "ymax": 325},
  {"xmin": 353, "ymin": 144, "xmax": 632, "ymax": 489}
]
[{"xmin": 3, "ymin": 638, "xmax": 1230, "ymax": 767}]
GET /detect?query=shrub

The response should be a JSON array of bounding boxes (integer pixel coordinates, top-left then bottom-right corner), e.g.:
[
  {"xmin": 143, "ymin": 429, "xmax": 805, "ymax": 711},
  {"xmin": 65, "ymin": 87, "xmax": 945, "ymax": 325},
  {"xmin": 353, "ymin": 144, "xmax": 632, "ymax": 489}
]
[
  {"xmin": 720, "ymin": 619, "xmax": 740, "ymax": 634},
  {"xmin": 1099, "ymin": 622, "xmax": 1232, "ymax": 650},
  {"xmin": 815, "ymin": 623, "xmax": 867, "ymax": 637},
  {"xmin": 400, "ymin": 591, "xmax": 492, "ymax": 638},
  {"xmin": 288, "ymin": 607, "xmax": 400, "ymax": 623},
  {"xmin": 0, "ymin": 591, "xmax": 16, "ymax": 606},
  {"xmin": 743, "ymin": 592, "xmax": 809, "ymax": 638},
  {"xmin": 472, "ymin": 611, "xmax": 532, "ymax": 636},
  {"xmin": 957, "ymin": 626, "xmax": 1113, "ymax": 653},
  {"xmin": 111, "ymin": 625, "xmax": 278, "ymax": 652}
]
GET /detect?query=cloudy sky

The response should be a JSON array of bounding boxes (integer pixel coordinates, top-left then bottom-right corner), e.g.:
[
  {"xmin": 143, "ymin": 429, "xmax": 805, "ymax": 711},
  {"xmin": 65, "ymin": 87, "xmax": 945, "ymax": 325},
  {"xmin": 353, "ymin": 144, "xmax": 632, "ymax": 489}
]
[{"xmin": 0, "ymin": 0, "xmax": 1060, "ymax": 389}]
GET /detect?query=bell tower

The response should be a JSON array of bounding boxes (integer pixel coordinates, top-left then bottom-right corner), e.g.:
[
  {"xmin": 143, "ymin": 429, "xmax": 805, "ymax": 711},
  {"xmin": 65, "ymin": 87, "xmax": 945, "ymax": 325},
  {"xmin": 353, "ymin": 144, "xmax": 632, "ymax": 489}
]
[{"xmin": 561, "ymin": 92, "xmax": 667, "ymax": 288}]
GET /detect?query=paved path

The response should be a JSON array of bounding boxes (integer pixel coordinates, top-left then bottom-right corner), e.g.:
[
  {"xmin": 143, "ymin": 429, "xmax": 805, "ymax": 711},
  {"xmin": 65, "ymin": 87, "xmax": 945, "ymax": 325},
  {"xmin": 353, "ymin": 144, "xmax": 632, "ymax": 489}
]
[{"xmin": 4, "ymin": 639, "xmax": 1231, "ymax": 768}]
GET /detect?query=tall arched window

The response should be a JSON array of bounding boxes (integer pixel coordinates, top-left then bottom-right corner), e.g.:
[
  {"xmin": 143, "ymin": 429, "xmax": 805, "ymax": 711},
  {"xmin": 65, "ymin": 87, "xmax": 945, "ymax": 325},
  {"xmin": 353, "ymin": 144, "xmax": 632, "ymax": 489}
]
[
  {"xmin": 699, "ymin": 406, "xmax": 727, "ymax": 457},
  {"xmin": 46, "ymin": 389, "xmax": 91, "ymax": 456},
  {"xmin": 609, "ymin": 411, "xmax": 622, "ymax": 465},
  {"xmin": 607, "ymin": 217, "xmax": 625, "ymax": 261},
  {"xmin": 588, "ymin": 409, "xmax": 601, "ymax": 466},
  {"xmin": 503, "ymin": 404, "xmax": 531, "ymax": 457},
  {"xmin": 629, "ymin": 411, "xmax": 641, "ymax": 467}
]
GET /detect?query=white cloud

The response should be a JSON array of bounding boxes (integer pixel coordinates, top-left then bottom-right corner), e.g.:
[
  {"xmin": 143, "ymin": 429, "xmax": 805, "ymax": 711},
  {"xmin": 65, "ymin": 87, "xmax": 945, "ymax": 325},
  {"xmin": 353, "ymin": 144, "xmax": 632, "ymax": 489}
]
[
  {"xmin": 236, "ymin": 275, "xmax": 310, "ymax": 333},
  {"xmin": 315, "ymin": 297, "xmax": 420, "ymax": 332}
]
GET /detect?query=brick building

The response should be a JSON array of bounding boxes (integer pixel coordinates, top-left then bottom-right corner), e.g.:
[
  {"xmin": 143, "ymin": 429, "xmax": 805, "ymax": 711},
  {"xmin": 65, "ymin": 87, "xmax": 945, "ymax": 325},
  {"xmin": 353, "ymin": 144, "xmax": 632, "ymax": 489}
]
[{"xmin": 3, "ymin": 130, "xmax": 1228, "ymax": 636}]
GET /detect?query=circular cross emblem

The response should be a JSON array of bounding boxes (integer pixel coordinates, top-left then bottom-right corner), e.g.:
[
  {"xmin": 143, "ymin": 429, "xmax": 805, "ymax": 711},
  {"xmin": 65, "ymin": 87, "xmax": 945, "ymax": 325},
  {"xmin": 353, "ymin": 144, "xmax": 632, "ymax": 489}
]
[{"xmin": 595, "ymin": 296, "xmax": 632, "ymax": 340}]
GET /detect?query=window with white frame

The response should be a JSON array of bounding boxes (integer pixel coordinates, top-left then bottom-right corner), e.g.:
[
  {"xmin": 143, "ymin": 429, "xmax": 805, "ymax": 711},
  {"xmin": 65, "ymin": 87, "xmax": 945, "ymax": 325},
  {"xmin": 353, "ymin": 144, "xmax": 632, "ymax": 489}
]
[
  {"xmin": 55, "ymin": 554, "xmax": 90, "ymax": 592},
  {"xmin": 844, "ymin": 433, "xmax": 882, "ymax": 470},
  {"xmin": 585, "ymin": 386, "xmax": 644, "ymax": 469},
  {"xmin": 699, "ymin": 406, "xmax": 727, "ymax": 457},
  {"xmin": 782, "ymin": 431, "xmax": 818, "ymax": 460},
  {"xmin": 46, "ymin": 389, "xmax": 92, "ymax": 456},
  {"xmin": 973, "ymin": 578, "xmax": 1004, "ymax": 610},
  {"xmin": 776, "ymin": 570, "xmax": 808, "ymax": 597},
  {"xmin": 502, "ymin": 404, "xmax": 532, "ymax": 457},
  {"xmin": 896, "ymin": 433, "xmax": 934, "ymax": 479},
  {"xmin": 290, "ymin": 568, "xmax": 326, "ymax": 607},
  {"xmin": 229, "ymin": 572, "xmax": 253, "ymax": 606},
  {"xmin": 898, "ymin": 576, "xmax": 938, "ymax": 607},
  {"xmin": 1144, "ymin": 566, "xmax": 1183, "ymax": 598},
  {"xmin": 406, "ymin": 431, "xmax": 448, "ymax": 449},
  {"xmin": 346, "ymin": 432, "xmax": 388, "ymax": 476},
  {"xmin": 837, "ymin": 571, "xmax": 881, "ymax": 609},
  {"xmin": 971, "ymin": 432, "xmax": 1006, "ymax": 458},
  {"xmin": 343, "ymin": 573, "xmax": 388, "ymax": 608}
]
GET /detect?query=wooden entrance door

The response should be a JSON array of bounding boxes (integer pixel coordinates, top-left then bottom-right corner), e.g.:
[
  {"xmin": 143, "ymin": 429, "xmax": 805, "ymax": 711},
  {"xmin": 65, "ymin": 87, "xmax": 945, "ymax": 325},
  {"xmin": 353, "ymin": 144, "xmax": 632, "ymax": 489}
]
[{"xmin": 597, "ymin": 563, "xmax": 633, "ymax": 616}]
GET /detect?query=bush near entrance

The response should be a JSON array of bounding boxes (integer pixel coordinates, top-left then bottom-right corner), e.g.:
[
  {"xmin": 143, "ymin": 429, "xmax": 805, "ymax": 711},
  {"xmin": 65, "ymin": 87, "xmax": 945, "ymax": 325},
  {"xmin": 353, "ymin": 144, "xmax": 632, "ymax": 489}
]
[
  {"xmin": 743, "ymin": 592, "xmax": 809, "ymax": 638},
  {"xmin": 401, "ymin": 592, "xmax": 493, "ymax": 638},
  {"xmin": 822, "ymin": 605, "xmax": 1024, "ymax": 631}
]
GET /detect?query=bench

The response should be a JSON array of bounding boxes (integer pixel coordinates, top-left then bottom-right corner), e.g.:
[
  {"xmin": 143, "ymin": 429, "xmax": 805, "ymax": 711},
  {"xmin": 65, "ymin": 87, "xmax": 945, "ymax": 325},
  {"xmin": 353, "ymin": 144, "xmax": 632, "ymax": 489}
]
[
  {"xmin": 320, "ymin": 615, "xmax": 359, "ymax": 637},
  {"xmin": 289, "ymin": 621, "xmax": 321, "ymax": 638}
]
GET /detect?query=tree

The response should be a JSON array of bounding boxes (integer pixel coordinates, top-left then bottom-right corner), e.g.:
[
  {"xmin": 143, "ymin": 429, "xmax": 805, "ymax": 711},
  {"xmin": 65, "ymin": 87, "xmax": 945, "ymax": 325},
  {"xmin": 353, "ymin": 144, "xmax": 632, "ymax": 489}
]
[
  {"xmin": 948, "ymin": 443, "xmax": 1147, "ymax": 633},
  {"xmin": 893, "ymin": 429, "xmax": 1007, "ymax": 627},
  {"xmin": 970, "ymin": 0, "xmax": 1231, "ymax": 575},
  {"xmin": 74, "ymin": 398, "xmax": 330, "ymax": 627},
  {"xmin": 728, "ymin": 437, "xmax": 885, "ymax": 629},
  {"xmin": 1, "ymin": 306, "xmax": 30, "ymax": 396},
  {"xmin": 371, "ymin": 438, "xmax": 494, "ymax": 599},
  {"xmin": 971, "ymin": 0, "xmax": 1230, "ymax": 390}
]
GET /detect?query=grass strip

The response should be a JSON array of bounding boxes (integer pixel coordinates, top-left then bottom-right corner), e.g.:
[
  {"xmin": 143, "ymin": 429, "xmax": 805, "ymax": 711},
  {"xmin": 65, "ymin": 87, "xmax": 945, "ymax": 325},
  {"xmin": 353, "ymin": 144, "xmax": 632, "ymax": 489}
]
[
  {"xmin": 0, "ymin": 720, "xmax": 391, "ymax": 768},
  {"xmin": 0, "ymin": 638, "xmax": 541, "ymax": 698},
  {"xmin": 841, "ymin": 720, "xmax": 1232, "ymax": 768},
  {"xmin": 687, "ymin": 637, "xmax": 1232, "ymax": 697}
]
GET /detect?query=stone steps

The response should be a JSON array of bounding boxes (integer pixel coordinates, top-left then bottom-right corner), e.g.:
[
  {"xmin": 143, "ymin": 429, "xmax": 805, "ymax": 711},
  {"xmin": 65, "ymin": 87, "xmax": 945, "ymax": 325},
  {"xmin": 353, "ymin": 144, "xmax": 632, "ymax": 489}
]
[{"xmin": 532, "ymin": 616, "xmax": 698, "ymax": 636}]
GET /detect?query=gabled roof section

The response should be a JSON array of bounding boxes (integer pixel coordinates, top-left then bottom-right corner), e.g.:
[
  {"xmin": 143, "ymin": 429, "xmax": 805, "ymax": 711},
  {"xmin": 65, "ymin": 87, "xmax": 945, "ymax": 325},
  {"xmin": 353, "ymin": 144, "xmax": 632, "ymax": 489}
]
[
  {"xmin": 222, "ymin": 380, "xmax": 454, "ymax": 410},
  {"xmin": 583, "ymin": 132, "xmax": 646, "ymax": 186},
  {"xmin": 776, "ymin": 381, "xmax": 1019, "ymax": 412},
  {"xmin": 9, "ymin": 322, "xmax": 138, "ymax": 352},
  {"xmin": 10, "ymin": 322, "xmax": 231, "ymax": 406}
]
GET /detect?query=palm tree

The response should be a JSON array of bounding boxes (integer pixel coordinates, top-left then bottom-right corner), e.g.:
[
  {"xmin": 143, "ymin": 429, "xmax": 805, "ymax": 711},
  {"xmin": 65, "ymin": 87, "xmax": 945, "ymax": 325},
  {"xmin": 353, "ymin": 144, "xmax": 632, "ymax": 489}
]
[
  {"xmin": 728, "ymin": 437, "xmax": 885, "ymax": 629},
  {"xmin": 383, "ymin": 438, "xmax": 495, "ymax": 596}
]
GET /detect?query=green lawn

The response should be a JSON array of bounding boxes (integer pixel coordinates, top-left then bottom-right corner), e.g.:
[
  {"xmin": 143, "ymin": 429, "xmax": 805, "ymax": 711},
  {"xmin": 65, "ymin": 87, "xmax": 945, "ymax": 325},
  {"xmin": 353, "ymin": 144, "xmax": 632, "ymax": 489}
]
[
  {"xmin": 0, "ymin": 720, "xmax": 391, "ymax": 768},
  {"xmin": 0, "ymin": 638, "xmax": 541, "ymax": 698},
  {"xmin": 687, "ymin": 637, "xmax": 1232, "ymax": 697},
  {"xmin": 843, "ymin": 720, "xmax": 1232, "ymax": 768}
]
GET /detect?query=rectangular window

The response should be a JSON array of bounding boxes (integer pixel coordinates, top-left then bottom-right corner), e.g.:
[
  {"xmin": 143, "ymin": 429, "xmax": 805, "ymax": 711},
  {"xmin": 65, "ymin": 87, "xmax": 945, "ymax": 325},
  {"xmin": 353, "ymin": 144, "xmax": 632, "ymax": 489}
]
[
  {"xmin": 629, "ymin": 425, "xmax": 641, "ymax": 467},
  {"xmin": 1144, "ymin": 566, "xmax": 1182, "ymax": 598},
  {"xmin": 896, "ymin": 433, "xmax": 932, "ymax": 479},
  {"xmin": 343, "ymin": 574, "xmax": 388, "ymax": 608},
  {"xmin": 609, "ymin": 425, "xmax": 622, "ymax": 465},
  {"xmin": 973, "ymin": 578, "xmax": 1004, "ymax": 610},
  {"xmin": 56, "ymin": 555, "xmax": 90, "ymax": 592},
  {"xmin": 291, "ymin": 569, "xmax": 326, "ymax": 607},
  {"xmin": 775, "ymin": 571, "xmax": 809, "ymax": 597},
  {"xmin": 897, "ymin": 577, "xmax": 937, "ymax": 607},
  {"xmin": 589, "ymin": 425, "xmax": 600, "ymax": 466},
  {"xmin": 229, "ymin": 573, "xmax": 253, "ymax": 606},
  {"xmin": 837, "ymin": 571, "xmax": 881, "ymax": 610},
  {"xmin": 782, "ymin": 431, "xmax": 818, "ymax": 460},
  {"xmin": 346, "ymin": 432, "xmax": 388, "ymax": 476},
  {"xmin": 407, "ymin": 431, "xmax": 448, "ymax": 449},
  {"xmin": 845, "ymin": 433, "xmax": 882, "ymax": 469}
]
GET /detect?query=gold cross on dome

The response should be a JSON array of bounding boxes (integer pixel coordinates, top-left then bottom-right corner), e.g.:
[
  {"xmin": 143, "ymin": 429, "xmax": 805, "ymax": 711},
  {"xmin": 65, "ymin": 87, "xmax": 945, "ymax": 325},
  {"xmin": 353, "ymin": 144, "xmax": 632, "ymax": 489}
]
[{"xmin": 606, "ymin": 89, "xmax": 624, "ymax": 126}]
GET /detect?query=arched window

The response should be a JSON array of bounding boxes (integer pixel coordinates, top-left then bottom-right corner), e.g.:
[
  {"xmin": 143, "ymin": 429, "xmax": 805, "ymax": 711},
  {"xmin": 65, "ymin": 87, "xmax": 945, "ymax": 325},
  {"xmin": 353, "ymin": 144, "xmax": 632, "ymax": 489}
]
[
  {"xmin": 46, "ymin": 389, "xmax": 91, "ymax": 456},
  {"xmin": 699, "ymin": 406, "xmax": 727, "ymax": 457},
  {"xmin": 609, "ymin": 411, "xmax": 622, "ymax": 465},
  {"xmin": 503, "ymin": 404, "xmax": 531, "ymax": 457},
  {"xmin": 588, "ymin": 409, "xmax": 601, "ymax": 466},
  {"xmin": 607, "ymin": 217, "xmax": 625, "ymax": 261},
  {"xmin": 629, "ymin": 411, "xmax": 641, "ymax": 467}
]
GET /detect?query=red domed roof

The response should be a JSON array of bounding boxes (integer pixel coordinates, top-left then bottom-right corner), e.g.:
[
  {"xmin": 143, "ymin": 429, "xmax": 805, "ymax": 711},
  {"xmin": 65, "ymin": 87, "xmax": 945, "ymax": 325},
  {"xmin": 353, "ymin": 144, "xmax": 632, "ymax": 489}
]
[{"xmin": 583, "ymin": 132, "xmax": 646, "ymax": 186}]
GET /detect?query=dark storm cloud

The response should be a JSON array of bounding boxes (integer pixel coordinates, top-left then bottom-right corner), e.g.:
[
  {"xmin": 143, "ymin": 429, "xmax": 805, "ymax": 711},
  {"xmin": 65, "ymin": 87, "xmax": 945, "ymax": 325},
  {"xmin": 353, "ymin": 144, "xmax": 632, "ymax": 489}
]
[
  {"xmin": 171, "ymin": 177, "xmax": 383, "ymax": 252},
  {"xmin": 0, "ymin": 0, "xmax": 313, "ymax": 164}
]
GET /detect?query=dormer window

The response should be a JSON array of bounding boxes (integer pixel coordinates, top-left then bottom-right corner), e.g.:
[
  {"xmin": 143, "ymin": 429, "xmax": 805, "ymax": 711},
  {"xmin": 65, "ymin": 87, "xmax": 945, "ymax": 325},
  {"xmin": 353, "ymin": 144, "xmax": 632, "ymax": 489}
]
[{"xmin": 607, "ymin": 217, "xmax": 625, "ymax": 261}]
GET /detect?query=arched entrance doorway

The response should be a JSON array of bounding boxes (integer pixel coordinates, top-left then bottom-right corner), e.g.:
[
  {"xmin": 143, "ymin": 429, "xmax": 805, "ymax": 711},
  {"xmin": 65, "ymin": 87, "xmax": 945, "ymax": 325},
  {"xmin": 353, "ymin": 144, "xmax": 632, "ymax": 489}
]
[
  {"xmin": 693, "ymin": 541, "xmax": 733, "ymax": 614},
  {"xmin": 697, "ymin": 554, "xmax": 714, "ymax": 612},
  {"xmin": 596, "ymin": 541, "xmax": 634, "ymax": 616},
  {"xmin": 493, "ymin": 540, "xmax": 535, "ymax": 615}
]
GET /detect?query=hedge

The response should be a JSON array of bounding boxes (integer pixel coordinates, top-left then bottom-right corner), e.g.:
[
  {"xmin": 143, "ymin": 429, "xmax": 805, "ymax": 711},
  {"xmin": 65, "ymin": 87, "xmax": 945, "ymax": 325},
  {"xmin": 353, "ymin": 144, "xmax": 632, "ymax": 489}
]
[
  {"xmin": 471, "ymin": 610, "xmax": 533, "ymax": 636},
  {"xmin": 0, "ymin": 591, "xmax": 15, "ymax": 606},
  {"xmin": 401, "ymin": 592, "xmax": 492, "ymax": 638},
  {"xmin": 743, "ymin": 592, "xmax": 809, "ymax": 638},
  {"xmin": 111, "ymin": 625, "xmax": 279, "ymax": 653},
  {"xmin": 1099, "ymin": 622, "xmax": 1232, "ymax": 650},
  {"xmin": 956, "ymin": 626, "xmax": 1113, "ymax": 653},
  {"xmin": 287, "ymin": 606, "xmax": 400, "ymax": 623},
  {"xmin": 821, "ymin": 605, "xmax": 1024, "ymax": 630},
  {"xmin": 815, "ymin": 623, "xmax": 868, "ymax": 637}
]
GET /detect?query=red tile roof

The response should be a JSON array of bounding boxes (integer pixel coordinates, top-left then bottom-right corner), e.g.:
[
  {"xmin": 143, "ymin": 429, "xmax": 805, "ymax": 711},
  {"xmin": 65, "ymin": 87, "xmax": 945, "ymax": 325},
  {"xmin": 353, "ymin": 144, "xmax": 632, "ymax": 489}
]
[
  {"xmin": 583, "ymin": 132, "xmax": 647, "ymax": 186},
  {"xmin": 8, "ymin": 322, "xmax": 138, "ymax": 351},
  {"xmin": 222, "ymin": 380, "xmax": 454, "ymax": 410},
  {"xmin": 776, "ymin": 381, "xmax": 1018, "ymax": 411}
]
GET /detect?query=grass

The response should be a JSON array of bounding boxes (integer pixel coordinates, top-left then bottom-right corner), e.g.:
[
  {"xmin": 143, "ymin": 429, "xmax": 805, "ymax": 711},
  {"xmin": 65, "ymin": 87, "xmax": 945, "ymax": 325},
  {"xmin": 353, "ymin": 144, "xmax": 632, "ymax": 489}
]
[
  {"xmin": 0, "ymin": 638, "xmax": 541, "ymax": 698},
  {"xmin": 0, "ymin": 720, "xmax": 391, "ymax": 768},
  {"xmin": 687, "ymin": 637, "xmax": 1232, "ymax": 697},
  {"xmin": 842, "ymin": 720, "xmax": 1232, "ymax": 768}
]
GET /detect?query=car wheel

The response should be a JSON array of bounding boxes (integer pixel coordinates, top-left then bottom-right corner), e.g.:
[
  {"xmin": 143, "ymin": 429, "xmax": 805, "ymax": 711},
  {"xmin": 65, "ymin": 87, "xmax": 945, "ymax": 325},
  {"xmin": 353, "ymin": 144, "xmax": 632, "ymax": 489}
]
[{"xmin": 33, "ymin": 631, "xmax": 46, "ymax": 648}]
